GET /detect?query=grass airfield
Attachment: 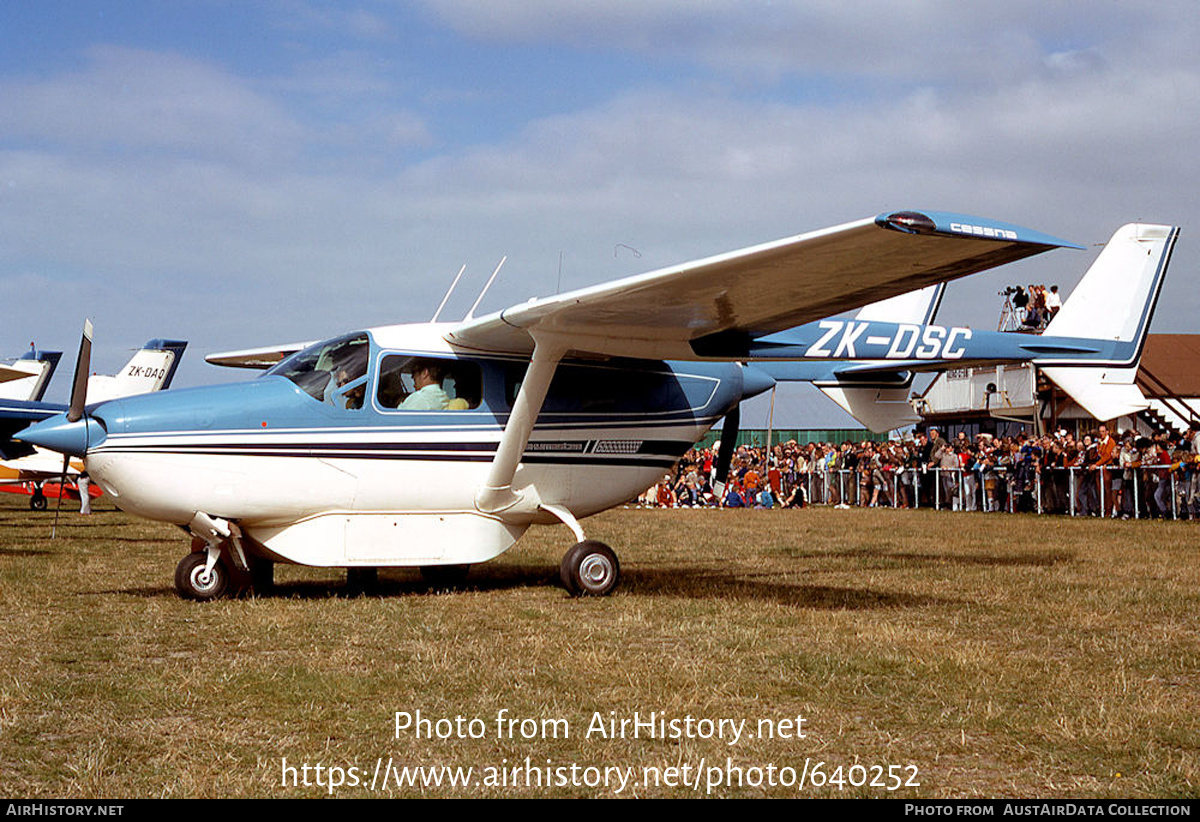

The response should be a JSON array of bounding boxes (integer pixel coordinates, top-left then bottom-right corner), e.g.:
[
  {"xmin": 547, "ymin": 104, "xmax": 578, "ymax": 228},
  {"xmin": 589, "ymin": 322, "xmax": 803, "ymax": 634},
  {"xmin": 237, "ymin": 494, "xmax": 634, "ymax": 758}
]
[{"xmin": 1, "ymin": 494, "xmax": 1198, "ymax": 798}]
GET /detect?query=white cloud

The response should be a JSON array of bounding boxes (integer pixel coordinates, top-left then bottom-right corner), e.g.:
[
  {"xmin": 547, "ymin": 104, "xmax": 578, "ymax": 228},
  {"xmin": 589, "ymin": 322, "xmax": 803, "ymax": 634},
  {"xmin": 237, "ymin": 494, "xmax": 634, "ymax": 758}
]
[
  {"xmin": 3, "ymin": 4, "xmax": 1199, "ymax": 405},
  {"xmin": 415, "ymin": 1, "xmax": 1163, "ymax": 86},
  {"xmin": 0, "ymin": 46, "xmax": 304, "ymax": 166},
  {"xmin": 274, "ymin": 2, "xmax": 397, "ymax": 42}
]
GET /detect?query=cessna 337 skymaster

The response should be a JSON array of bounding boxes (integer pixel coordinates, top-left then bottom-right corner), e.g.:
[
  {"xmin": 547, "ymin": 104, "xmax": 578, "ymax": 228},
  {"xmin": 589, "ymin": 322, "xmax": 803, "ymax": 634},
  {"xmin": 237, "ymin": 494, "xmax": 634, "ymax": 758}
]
[{"xmin": 18, "ymin": 212, "xmax": 1173, "ymax": 600}]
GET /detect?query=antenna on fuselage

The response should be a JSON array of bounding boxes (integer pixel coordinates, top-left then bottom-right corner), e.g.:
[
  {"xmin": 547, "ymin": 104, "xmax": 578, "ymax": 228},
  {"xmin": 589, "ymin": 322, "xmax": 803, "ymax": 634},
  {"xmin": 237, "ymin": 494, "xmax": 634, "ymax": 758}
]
[
  {"xmin": 431, "ymin": 264, "xmax": 467, "ymax": 323},
  {"xmin": 464, "ymin": 256, "xmax": 507, "ymax": 321}
]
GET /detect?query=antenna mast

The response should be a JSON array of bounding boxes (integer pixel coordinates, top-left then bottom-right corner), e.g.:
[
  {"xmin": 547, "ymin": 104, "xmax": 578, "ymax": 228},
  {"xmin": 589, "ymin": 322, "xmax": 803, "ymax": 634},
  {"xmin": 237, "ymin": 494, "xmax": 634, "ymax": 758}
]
[
  {"xmin": 431, "ymin": 265, "xmax": 467, "ymax": 322},
  {"xmin": 465, "ymin": 256, "xmax": 507, "ymax": 320}
]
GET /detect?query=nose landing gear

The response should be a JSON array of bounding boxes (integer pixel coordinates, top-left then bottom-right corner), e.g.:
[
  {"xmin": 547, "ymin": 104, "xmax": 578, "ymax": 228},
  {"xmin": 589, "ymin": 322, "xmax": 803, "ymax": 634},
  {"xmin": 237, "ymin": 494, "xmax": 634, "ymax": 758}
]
[
  {"xmin": 175, "ymin": 512, "xmax": 264, "ymax": 601},
  {"xmin": 175, "ymin": 550, "xmax": 230, "ymax": 601}
]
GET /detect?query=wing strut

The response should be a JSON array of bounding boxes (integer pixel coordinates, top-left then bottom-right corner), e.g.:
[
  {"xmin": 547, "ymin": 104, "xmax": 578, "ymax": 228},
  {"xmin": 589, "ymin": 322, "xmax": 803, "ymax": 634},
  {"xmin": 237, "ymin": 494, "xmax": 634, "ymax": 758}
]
[{"xmin": 474, "ymin": 333, "xmax": 567, "ymax": 516}]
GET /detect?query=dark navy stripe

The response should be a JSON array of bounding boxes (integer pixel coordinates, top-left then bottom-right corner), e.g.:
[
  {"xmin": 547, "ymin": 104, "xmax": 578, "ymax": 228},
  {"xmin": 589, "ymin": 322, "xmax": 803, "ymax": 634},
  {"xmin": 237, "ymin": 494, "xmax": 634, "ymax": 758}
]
[{"xmin": 91, "ymin": 446, "xmax": 680, "ymax": 468}]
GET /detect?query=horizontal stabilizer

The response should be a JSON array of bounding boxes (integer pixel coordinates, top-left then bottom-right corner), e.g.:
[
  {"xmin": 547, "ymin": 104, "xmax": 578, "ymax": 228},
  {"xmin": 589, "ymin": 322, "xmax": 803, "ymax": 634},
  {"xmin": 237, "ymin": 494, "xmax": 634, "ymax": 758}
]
[
  {"xmin": 853, "ymin": 283, "xmax": 944, "ymax": 325},
  {"xmin": 753, "ymin": 360, "xmax": 917, "ymax": 432}
]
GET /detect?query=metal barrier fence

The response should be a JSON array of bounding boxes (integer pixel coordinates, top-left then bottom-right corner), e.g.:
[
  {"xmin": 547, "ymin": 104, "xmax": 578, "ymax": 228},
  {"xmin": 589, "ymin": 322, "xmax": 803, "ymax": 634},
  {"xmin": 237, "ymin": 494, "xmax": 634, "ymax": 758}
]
[{"xmin": 792, "ymin": 466, "xmax": 1198, "ymax": 520}]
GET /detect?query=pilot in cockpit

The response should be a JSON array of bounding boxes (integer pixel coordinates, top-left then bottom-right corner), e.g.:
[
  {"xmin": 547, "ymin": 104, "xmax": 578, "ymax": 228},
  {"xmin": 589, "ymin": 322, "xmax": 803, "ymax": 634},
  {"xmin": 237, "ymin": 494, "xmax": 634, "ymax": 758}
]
[{"xmin": 322, "ymin": 344, "xmax": 369, "ymax": 410}]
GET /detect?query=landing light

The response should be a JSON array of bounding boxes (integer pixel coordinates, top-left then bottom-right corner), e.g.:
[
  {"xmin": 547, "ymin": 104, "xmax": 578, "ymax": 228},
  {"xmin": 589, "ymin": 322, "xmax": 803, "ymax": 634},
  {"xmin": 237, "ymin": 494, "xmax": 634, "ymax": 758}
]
[{"xmin": 885, "ymin": 211, "xmax": 937, "ymax": 235}]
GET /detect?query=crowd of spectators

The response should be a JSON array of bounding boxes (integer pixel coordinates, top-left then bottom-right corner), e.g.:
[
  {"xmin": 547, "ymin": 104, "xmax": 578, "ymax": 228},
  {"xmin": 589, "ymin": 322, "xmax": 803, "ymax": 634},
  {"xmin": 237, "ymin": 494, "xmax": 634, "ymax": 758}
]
[
  {"xmin": 1007, "ymin": 283, "xmax": 1062, "ymax": 331},
  {"xmin": 638, "ymin": 422, "xmax": 1200, "ymax": 520}
]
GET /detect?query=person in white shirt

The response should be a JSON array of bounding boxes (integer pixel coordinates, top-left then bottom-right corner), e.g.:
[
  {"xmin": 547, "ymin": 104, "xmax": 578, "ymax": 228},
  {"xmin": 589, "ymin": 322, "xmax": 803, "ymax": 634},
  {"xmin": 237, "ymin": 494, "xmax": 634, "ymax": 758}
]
[
  {"xmin": 1045, "ymin": 285, "xmax": 1062, "ymax": 320},
  {"xmin": 398, "ymin": 360, "xmax": 450, "ymax": 410}
]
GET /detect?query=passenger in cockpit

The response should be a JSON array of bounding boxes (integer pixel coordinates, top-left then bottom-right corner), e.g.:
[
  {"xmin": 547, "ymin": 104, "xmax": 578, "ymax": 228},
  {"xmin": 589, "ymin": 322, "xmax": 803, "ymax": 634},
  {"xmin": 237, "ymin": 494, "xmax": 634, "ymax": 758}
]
[{"xmin": 398, "ymin": 359, "xmax": 450, "ymax": 410}]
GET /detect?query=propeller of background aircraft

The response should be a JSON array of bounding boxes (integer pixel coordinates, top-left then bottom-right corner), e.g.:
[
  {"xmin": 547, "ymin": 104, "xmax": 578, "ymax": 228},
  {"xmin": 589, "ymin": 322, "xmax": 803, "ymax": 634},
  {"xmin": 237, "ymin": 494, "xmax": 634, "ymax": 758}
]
[{"xmin": 51, "ymin": 320, "xmax": 91, "ymax": 537}]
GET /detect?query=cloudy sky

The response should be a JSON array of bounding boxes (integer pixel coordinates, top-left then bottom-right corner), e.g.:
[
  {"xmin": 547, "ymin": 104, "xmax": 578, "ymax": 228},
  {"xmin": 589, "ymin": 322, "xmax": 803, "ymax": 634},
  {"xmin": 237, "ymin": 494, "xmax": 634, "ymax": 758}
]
[{"xmin": 2, "ymin": 1, "xmax": 1196, "ymax": 424}]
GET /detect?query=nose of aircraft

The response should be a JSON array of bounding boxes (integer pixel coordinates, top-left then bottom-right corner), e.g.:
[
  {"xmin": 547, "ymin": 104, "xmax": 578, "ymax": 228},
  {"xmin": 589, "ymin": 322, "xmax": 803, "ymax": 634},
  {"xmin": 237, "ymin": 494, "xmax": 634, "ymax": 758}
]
[
  {"xmin": 739, "ymin": 363, "xmax": 777, "ymax": 401},
  {"xmin": 17, "ymin": 412, "xmax": 105, "ymax": 458}
]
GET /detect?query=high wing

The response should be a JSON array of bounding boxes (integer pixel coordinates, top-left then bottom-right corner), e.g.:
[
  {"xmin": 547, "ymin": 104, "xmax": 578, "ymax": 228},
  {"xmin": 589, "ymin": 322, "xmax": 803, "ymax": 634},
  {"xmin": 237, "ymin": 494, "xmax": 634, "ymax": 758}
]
[
  {"xmin": 447, "ymin": 211, "xmax": 1079, "ymax": 359},
  {"xmin": 205, "ymin": 341, "xmax": 318, "ymax": 370}
]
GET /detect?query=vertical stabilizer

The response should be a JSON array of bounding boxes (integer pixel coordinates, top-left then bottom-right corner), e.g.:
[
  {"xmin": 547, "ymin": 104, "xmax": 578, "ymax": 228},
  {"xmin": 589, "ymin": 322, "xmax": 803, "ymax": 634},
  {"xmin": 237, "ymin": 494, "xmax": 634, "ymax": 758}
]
[
  {"xmin": 86, "ymin": 340, "xmax": 188, "ymax": 404},
  {"xmin": 0, "ymin": 350, "xmax": 62, "ymax": 402},
  {"xmin": 814, "ymin": 283, "xmax": 944, "ymax": 431},
  {"xmin": 853, "ymin": 283, "xmax": 944, "ymax": 325},
  {"xmin": 1041, "ymin": 224, "xmax": 1178, "ymax": 421}
]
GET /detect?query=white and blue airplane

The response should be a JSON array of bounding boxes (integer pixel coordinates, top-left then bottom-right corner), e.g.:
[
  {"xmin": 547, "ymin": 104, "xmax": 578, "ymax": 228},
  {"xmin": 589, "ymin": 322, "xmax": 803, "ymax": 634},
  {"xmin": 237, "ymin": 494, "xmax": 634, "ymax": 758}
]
[
  {"xmin": 1, "ymin": 337, "xmax": 187, "ymax": 509},
  {"xmin": 0, "ymin": 346, "xmax": 63, "ymax": 403},
  {"xmin": 16, "ymin": 212, "xmax": 1175, "ymax": 600}
]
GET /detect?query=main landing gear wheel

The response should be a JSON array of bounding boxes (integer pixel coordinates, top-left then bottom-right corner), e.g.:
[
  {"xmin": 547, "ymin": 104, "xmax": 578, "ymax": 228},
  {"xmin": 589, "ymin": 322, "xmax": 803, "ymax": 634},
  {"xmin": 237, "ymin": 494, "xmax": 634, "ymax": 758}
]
[
  {"xmin": 29, "ymin": 493, "xmax": 47, "ymax": 511},
  {"xmin": 175, "ymin": 552, "xmax": 230, "ymax": 601},
  {"xmin": 559, "ymin": 540, "xmax": 620, "ymax": 597}
]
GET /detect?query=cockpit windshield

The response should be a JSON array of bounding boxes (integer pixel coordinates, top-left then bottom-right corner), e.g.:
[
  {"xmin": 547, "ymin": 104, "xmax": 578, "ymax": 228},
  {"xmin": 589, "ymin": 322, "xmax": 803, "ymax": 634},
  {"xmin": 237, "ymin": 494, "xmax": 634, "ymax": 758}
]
[{"xmin": 267, "ymin": 333, "xmax": 370, "ymax": 406}]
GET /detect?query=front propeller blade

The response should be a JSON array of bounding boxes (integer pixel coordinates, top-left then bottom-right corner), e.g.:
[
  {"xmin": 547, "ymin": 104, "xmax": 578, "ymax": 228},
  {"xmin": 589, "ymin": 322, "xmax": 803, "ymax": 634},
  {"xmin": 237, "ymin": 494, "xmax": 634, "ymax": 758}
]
[
  {"xmin": 67, "ymin": 319, "xmax": 93, "ymax": 423},
  {"xmin": 51, "ymin": 319, "xmax": 93, "ymax": 538}
]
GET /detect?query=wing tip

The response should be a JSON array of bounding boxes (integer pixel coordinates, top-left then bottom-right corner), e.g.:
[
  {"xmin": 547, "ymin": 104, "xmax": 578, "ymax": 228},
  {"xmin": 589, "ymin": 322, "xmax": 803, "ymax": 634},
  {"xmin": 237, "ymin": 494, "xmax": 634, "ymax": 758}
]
[{"xmin": 876, "ymin": 210, "xmax": 1083, "ymax": 250}]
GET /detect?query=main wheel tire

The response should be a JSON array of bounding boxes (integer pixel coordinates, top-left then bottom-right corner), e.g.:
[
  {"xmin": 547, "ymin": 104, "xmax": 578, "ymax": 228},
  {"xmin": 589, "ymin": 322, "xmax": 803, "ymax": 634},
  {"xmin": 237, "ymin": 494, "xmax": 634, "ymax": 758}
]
[
  {"xmin": 419, "ymin": 564, "xmax": 471, "ymax": 589},
  {"xmin": 560, "ymin": 540, "xmax": 620, "ymax": 597},
  {"xmin": 29, "ymin": 494, "xmax": 47, "ymax": 511},
  {"xmin": 175, "ymin": 552, "xmax": 229, "ymax": 601}
]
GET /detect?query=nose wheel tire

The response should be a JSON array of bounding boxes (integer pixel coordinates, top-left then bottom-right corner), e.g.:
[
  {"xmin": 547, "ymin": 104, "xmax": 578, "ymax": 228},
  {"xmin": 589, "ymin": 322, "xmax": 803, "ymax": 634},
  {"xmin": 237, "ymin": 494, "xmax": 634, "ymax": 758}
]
[
  {"xmin": 175, "ymin": 552, "xmax": 230, "ymax": 601},
  {"xmin": 559, "ymin": 540, "xmax": 620, "ymax": 597}
]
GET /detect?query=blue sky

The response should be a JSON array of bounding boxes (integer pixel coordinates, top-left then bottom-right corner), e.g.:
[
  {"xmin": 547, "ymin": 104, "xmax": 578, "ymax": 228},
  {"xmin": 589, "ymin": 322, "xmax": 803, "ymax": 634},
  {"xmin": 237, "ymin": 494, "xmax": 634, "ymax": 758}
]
[{"xmin": 2, "ymin": 2, "xmax": 1197, "ymax": 424}]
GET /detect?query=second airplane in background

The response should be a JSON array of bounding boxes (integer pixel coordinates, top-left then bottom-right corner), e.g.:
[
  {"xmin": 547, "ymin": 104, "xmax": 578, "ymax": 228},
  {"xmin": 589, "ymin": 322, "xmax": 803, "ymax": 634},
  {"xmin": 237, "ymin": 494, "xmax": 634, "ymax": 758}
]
[{"xmin": 0, "ymin": 336, "xmax": 187, "ymax": 509}]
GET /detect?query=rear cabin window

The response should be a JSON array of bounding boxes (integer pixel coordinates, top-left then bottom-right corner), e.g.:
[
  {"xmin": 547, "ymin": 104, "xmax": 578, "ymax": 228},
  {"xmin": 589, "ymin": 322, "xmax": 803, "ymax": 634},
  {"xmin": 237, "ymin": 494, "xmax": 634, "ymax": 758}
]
[
  {"xmin": 375, "ymin": 355, "xmax": 482, "ymax": 411},
  {"xmin": 506, "ymin": 362, "xmax": 693, "ymax": 414}
]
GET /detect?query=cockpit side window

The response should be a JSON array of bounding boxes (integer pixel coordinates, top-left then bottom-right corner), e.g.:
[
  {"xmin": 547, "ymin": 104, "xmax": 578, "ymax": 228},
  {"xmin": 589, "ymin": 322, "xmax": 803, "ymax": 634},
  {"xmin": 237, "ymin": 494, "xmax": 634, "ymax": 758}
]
[
  {"xmin": 268, "ymin": 333, "xmax": 370, "ymax": 408},
  {"xmin": 375, "ymin": 355, "xmax": 481, "ymax": 411}
]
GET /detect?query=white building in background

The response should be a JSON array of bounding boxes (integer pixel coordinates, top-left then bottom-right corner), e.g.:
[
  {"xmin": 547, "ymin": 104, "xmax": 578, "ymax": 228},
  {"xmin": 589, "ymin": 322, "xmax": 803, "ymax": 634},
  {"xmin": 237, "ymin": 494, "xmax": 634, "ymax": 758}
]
[{"xmin": 917, "ymin": 335, "xmax": 1200, "ymax": 439}]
